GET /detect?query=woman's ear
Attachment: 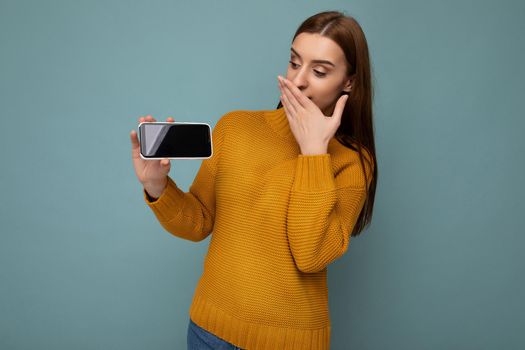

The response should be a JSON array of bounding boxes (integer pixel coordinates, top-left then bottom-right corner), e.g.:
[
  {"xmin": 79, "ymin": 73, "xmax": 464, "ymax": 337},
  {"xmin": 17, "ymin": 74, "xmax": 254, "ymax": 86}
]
[{"xmin": 342, "ymin": 76, "xmax": 355, "ymax": 93}]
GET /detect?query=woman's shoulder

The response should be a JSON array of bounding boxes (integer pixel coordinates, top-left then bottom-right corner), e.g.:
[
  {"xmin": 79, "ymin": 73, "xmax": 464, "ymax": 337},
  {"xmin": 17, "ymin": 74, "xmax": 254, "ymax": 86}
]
[
  {"xmin": 331, "ymin": 138, "xmax": 374, "ymax": 172},
  {"xmin": 329, "ymin": 139, "xmax": 374, "ymax": 189},
  {"xmin": 215, "ymin": 107, "xmax": 269, "ymax": 128},
  {"xmin": 220, "ymin": 107, "xmax": 270, "ymax": 119}
]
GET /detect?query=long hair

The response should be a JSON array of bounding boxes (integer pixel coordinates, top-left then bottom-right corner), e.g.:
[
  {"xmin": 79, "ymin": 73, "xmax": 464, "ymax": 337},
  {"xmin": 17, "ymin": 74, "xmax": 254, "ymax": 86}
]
[{"xmin": 277, "ymin": 10, "xmax": 377, "ymax": 237}]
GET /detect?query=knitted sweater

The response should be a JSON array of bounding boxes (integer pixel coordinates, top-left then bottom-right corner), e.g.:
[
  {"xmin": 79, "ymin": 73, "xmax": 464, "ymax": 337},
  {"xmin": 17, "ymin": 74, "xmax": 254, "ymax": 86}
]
[{"xmin": 143, "ymin": 106, "xmax": 373, "ymax": 350}]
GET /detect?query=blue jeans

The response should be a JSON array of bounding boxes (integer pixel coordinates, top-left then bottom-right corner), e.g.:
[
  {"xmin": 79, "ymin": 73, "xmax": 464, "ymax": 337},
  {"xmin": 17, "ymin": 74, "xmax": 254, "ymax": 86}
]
[{"xmin": 187, "ymin": 319, "xmax": 244, "ymax": 350}]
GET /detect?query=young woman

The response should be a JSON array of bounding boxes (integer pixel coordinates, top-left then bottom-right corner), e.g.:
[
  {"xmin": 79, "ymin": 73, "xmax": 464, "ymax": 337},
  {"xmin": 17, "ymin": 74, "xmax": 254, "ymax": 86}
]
[{"xmin": 130, "ymin": 10, "xmax": 377, "ymax": 350}]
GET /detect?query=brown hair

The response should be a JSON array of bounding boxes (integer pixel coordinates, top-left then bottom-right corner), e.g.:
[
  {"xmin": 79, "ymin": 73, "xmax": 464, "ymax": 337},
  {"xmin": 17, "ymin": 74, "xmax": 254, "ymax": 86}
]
[{"xmin": 277, "ymin": 10, "xmax": 377, "ymax": 237}]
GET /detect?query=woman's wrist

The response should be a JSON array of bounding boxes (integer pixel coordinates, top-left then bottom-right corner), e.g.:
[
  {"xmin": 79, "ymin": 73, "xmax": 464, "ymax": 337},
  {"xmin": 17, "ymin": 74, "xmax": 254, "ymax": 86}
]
[{"xmin": 143, "ymin": 178, "xmax": 168, "ymax": 201}]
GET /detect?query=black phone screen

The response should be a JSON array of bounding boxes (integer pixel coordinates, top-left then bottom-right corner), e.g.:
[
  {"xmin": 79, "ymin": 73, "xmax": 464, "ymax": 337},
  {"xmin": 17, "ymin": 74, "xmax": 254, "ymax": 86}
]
[{"xmin": 139, "ymin": 122, "xmax": 212, "ymax": 158}]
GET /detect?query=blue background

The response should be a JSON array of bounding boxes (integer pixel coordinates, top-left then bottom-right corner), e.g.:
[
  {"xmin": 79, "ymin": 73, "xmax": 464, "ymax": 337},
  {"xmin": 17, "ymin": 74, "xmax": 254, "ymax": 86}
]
[{"xmin": 1, "ymin": 0, "xmax": 524, "ymax": 349}]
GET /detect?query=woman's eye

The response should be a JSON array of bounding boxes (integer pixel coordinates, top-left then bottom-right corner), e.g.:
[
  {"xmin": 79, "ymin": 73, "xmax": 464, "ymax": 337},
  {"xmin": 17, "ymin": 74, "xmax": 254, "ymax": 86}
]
[{"xmin": 288, "ymin": 61, "xmax": 326, "ymax": 78}]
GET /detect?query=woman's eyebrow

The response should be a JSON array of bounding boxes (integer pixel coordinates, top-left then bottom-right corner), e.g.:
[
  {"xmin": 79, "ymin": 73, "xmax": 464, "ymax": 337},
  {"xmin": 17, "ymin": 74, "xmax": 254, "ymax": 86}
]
[{"xmin": 290, "ymin": 47, "xmax": 336, "ymax": 67}]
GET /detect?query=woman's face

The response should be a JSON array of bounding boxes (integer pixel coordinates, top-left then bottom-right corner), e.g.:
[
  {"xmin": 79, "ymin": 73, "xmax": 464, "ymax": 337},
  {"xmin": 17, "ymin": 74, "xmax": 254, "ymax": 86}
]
[{"xmin": 285, "ymin": 32, "xmax": 353, "ymax": 116}]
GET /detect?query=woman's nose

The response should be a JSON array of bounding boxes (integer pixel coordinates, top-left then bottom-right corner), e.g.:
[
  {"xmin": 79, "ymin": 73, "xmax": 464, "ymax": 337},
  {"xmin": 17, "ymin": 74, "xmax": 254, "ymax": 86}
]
[{"xmin": 290, "ymin": 75, "xmax": 307, "ymax": 92}]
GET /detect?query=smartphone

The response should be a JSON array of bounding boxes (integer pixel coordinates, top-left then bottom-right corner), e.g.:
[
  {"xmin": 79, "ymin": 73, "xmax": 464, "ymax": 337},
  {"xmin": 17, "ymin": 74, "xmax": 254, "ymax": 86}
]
[{"xmin": 138, "ymin": 121, "xmax": 213, "ymax": 160}]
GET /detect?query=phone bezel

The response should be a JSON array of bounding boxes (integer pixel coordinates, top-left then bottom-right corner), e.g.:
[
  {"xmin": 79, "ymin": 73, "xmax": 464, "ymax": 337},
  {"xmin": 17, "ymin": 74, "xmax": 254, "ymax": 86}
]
[{"xmin": 138, "ymin": 121, "xmax": 213, "ymax": 160}]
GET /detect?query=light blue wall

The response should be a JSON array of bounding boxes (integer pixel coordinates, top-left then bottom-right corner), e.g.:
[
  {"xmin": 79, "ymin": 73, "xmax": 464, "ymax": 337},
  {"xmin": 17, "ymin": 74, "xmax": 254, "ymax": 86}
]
[{"xmin": 1, "ymin": 0, "xmax": 524, "ymax": 349}]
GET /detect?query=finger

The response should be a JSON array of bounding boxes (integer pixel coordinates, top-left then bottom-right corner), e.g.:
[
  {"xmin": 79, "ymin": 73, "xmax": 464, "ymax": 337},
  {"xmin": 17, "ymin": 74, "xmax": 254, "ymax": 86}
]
[
  {"xmin": 281, "ymin": 90, "xmax": 297, "ymax": 120},
  {"xmin": 281, "ymin": 77, "xmax": 310, "ymax": 109},
  {"xmin": 166, "ymin": 117, "xmax": 174, "ymax": 122},
  {"xmin": 130, "ymin": 130, "xmax": 139, "ymax": 154},
  {"xmin": 332, "ymin": 95, "xmax": 349, "ymax": 121},
  {"xmin": 130, "ymin": 130, "xmax": 138, "ymax": 147},
  {"xmin": 281, "ymin": 79, "xmax": 306, "ymax": 114},
  {"xmin": 278, "ymin": 76, "xmax": 285, "ymax": 91},
  {"xmin": 278, "ymin": 77, "xmax": 292, "ymax": 104},
  {"xmin": 278, "ymin": 76, "xmax": 299, "ymax": 112},
  {"xmin": 279, "ymin": 81, "xmax": 298, "ymax": 116},
  {"xmin": 281, "ymin": 95, "xmax": 292, "ymax": 123},
  {"xmin": 281, "ymin": 95, "xmax": 298, "ymax": 132}
]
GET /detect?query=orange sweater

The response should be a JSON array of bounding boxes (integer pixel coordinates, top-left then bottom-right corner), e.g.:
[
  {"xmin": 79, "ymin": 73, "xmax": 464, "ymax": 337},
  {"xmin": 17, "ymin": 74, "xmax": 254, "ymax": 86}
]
[{"xmin": 143, "ymin": 107, "xmax": 373, "ymax": 350}]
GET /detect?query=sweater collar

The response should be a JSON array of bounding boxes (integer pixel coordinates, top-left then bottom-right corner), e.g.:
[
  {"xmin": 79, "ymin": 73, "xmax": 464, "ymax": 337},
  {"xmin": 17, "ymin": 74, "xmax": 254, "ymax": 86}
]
[{"xmin": 264, "ymin": 106, "xmax": 293, "ymax": 139}]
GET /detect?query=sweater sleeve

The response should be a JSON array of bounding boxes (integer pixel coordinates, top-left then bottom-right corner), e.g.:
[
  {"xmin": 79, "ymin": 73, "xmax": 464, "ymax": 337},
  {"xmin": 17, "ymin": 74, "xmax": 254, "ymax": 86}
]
[
  {"xmin": 287, "ymin": 152, "xmax": 373, "ymax": 273},
  {"xmin": 142, "ymin": 115, "xmax": 226, "ymax": 242}
]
